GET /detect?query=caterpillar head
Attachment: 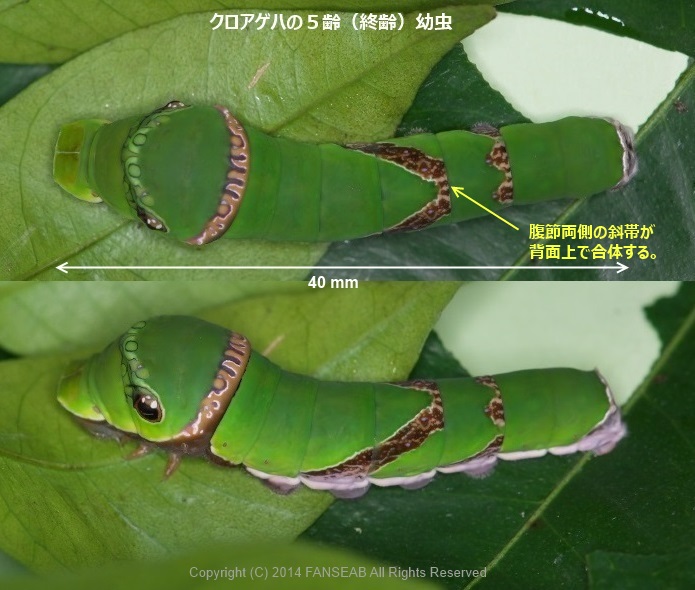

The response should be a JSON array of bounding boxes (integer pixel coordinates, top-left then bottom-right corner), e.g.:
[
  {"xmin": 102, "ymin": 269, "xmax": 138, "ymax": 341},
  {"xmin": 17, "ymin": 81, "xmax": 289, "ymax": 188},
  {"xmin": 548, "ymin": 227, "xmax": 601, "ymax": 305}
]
[{"xmin": 57, "ymin": 316, "xmax": 250, "ymax": 448}]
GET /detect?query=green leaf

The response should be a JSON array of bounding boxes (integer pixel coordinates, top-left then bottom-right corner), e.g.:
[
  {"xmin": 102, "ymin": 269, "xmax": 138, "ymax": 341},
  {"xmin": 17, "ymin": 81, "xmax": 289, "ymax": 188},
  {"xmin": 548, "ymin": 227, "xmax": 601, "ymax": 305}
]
[
  {"xmin": 4, "ymin": 541, "xmax": 443, "ymax": 590},
  {"xmin": 0, "ymin": 0, "xmax": 507, "ymax": 64},
  {"xmin": 587, "ymin": 549, "xmax": 695, "ymax": 590},
  {"xmin": 0, "ymin": 347, "xmax": 17, "ymax": 362},
  {"xmin": 500, "ymin": 0, "xmax": 695, "ymax": 56},
  {"xmin": 317, "ymin": 33, "xmax": 695, "ymax": 280},
  {"xmin": 0, "ymin": 282, "xmax": 459, "ymax": 572},
  {"xmin": 408, "ymin": 330, "xmax": 469, "ymax": 380},
  {"xmin": 303, "ymin": 283, "xmax": 695, "ymax": 588},
  {"xmin": 0, "ymin": 550, "xmax": 25, "ymax": 578},
  {"xmin": 0, "ymin": 282, "xmax": 304, "ymax": 356},
  {"xmin": 0, "ymin": 63, "xmax": 52, "ymax": 104},
  {"xmin": 0, "ymin": 6, "xmax": 494, "ymax": 281},
  {"xmin": 199, "ymin": 282, "xmax": 459, "ymax": 380}
]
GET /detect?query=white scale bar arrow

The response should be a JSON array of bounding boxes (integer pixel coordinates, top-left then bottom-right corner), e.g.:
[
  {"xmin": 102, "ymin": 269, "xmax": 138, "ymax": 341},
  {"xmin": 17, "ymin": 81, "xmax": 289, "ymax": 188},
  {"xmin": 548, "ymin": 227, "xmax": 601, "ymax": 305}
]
[{"xmin": 56, "ymin": 262, "xmax": 629, "ymax": 274}]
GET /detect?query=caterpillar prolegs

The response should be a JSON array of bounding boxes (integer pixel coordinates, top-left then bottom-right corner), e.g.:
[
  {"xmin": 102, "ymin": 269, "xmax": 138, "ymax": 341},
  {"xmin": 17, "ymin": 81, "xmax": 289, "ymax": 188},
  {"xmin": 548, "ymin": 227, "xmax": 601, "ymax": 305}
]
[
  {"xmin": 53, "ymin": 101, "xmax": 638, "ymax": 245},
  {"xmin": 57, "ymin": 316, "xmax": 626, "ymax": 499}
]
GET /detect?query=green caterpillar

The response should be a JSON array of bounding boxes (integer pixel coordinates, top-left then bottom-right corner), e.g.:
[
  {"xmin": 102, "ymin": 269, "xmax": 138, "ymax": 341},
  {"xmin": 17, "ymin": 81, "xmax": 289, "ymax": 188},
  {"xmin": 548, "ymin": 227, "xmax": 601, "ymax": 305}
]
[
  {"xmin": 53, "ymin": 101, "xmax": 638, "ymax": 245},
  {"xmin": 58, "ymin": 316, "xmax": 626, "ymax": 498}
]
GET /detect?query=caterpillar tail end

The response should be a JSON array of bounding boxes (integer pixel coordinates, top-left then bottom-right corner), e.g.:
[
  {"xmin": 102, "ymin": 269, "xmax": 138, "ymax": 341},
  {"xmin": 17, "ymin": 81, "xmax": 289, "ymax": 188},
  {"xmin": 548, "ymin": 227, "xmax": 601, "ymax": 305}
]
[
  {"xmin": 606, "ymin": 118, "xmax": 639, "ymax": 190},
  {"xmin": 53, "ymin": 119, "xmax": 109, "ymax": 203},
  {"xmin": 549, "ymin": 369, "xmax": 627, "ymax": 457},
  {"xmin": 587, "ymin": 369, "xmax": 628, "ymax": 456}
]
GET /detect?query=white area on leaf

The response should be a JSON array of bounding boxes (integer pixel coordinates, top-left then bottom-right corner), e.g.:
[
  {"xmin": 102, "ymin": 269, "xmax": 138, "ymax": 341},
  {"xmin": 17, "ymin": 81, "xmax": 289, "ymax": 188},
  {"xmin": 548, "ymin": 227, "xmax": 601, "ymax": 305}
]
[
  {"xmin": 434, "ymin": 282, "xmax": 681, "ymax": 406},
  {"xmin": 463, "ymin": 13, "xmax": 689, "ymax": 131}
]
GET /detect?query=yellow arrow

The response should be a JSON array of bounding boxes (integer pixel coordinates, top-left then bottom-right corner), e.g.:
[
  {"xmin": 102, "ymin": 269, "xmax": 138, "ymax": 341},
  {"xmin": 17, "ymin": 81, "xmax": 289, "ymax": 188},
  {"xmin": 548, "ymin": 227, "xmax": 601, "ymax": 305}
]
[{"xmin": 451, "ymin": 186, "xmax": 519, "ymax": 231}]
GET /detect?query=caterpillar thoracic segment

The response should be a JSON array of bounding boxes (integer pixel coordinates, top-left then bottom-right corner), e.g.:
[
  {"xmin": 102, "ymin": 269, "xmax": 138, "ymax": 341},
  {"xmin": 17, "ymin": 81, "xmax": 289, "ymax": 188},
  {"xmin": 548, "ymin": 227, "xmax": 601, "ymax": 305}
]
[
  {"xmin": 57, "ymin": 316, "xmax": 626, "ymax": 499},
  {"xmin": 53, "ymin": 101, "xmax": 638, "ymax": 245}
]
